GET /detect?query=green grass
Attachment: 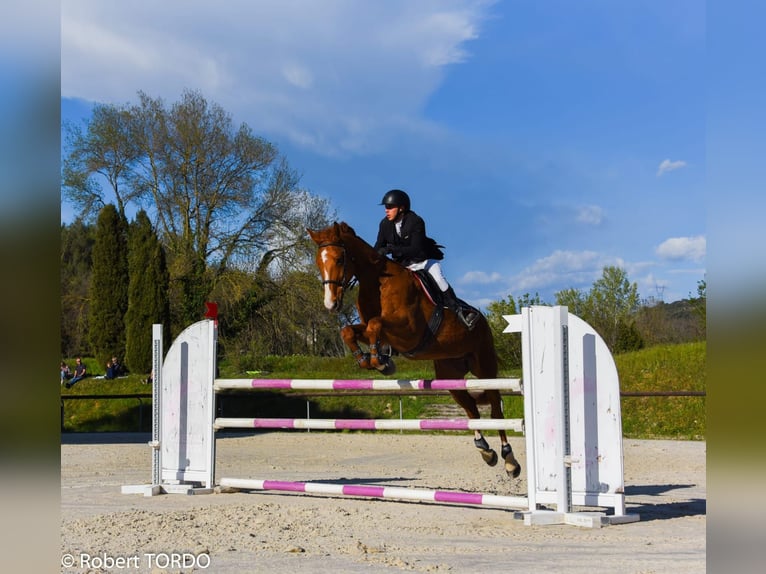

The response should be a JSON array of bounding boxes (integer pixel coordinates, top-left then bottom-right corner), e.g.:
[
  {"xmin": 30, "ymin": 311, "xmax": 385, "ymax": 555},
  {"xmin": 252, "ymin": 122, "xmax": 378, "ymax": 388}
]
[
  {"xmin": 616, "ymin": 341, "xmax": 706, "ymax": 440},
  {"xmin": 60, "ymin": 358, "xmax": 153, "ymax": 432},
  {"xmin": 61, "ymin": 342, "xmax": 705, "ymax": 440}
]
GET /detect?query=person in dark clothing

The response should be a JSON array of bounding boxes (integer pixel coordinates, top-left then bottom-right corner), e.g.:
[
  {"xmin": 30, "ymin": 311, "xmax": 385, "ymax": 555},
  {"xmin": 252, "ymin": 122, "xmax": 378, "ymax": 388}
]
[
  {"xmin": 66, "ymin": 357, "xmax": 87, "ymax": 388},
  {"xmin": 373, "ymin": 189, "xmax": 478, "ymax": 329},
  {"xmin": 110, "ymin": 356, "xmax": 124, "ymax": 377}
]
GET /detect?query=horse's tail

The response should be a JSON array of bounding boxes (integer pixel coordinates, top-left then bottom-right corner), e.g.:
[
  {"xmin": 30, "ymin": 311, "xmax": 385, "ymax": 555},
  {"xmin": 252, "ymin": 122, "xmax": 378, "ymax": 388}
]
[{"xmin": 470, "ymin": 318, "xmax": 499, "ymax": 378}]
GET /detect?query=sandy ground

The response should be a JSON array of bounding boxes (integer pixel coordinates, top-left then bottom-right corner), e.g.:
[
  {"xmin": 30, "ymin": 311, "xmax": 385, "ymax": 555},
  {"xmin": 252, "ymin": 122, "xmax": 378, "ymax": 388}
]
[{"xmin": 61, "ymin": 432, "xmax": 705, "ymax": 573}]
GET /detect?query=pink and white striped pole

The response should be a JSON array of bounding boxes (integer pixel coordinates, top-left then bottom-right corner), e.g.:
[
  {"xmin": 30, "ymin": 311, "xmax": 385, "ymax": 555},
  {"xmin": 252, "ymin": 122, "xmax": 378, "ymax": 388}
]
[
  {"xmin": 214, "ymin": 378, "xmax": 522, "ymax": 392},
  {"xmin": 214, "ymin": 417, "xmax": 524, "ymax": 432},
  {"xmin": 219, "ymin": 477, "xmax": 529, "ymax": 509}
]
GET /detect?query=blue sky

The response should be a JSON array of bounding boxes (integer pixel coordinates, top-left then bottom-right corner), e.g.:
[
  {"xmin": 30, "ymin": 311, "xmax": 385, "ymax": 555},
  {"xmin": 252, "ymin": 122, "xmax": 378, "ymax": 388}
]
[{"xmin": 61, "ymin": 0, "xmax": 708, "ymax": 306}]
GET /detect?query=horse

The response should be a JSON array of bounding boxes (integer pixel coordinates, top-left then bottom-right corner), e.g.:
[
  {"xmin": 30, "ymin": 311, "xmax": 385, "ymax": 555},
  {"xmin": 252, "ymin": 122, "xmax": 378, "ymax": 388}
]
[{"xmin": 307, "ymin": 221, "xmax": 521, "ymax": 477}]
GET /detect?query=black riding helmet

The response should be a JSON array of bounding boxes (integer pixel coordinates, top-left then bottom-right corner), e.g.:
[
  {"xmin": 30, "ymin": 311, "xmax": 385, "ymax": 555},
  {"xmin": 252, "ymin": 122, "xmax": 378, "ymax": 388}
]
[{"xmin": 380, "ymin": 189, "xmax": 411, "ymax": 211}]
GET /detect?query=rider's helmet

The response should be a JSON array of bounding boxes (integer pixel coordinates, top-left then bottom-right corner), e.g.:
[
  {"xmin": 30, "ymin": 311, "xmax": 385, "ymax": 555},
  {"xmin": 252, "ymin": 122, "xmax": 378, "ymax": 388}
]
[{"xmin": 380, "ymin": 189, "xmax": 411, "ymax": 211}]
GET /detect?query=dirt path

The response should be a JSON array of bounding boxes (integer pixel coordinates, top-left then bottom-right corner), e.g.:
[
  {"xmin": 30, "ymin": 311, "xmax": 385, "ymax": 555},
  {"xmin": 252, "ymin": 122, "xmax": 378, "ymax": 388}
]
[{"xmin": 61, "ymin": 433, "xmax": 705, "ymax": 573}]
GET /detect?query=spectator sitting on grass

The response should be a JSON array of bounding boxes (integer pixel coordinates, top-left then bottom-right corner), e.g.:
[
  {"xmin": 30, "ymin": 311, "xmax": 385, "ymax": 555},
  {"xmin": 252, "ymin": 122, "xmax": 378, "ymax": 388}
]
[
  {"xmin": 65, "ymin": 357, "xmax": 87, "ymax": 388},
  {"xmin": 105, "ymin": 359, "xmax": 116, "ymax": 380},
  {"xmin": 111, "ymin": 356, "xmax": 125, "ymax": 377},
  {"xmin": 60, "ymin": 361, "xmax": 72, "ymax": 385}
]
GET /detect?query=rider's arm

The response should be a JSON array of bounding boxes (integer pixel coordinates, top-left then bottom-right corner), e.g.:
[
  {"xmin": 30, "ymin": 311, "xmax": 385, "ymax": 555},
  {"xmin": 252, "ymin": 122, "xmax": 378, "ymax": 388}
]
[
  {"xmin": 391, "ymin": 215, "xmax": 428, "ymax": 259},
  {"xmin": 374, "ymin": 220, "xmax": 391, "ymax": 253}
]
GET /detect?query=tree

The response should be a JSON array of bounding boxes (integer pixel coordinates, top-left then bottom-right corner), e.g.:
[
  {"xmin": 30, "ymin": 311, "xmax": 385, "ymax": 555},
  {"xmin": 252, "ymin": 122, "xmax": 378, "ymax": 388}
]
[
  {"xmin": 211, "ymin": 259, "xmax": 352, "ymax": 370},
  {"xmin": 61, "ymin": 220, "xmax": 95, "ymax": 357},
  {"xmin": 88, "ymin": 205, "xmax": 129, "ymax": 367},
  {"xmin": 129, "ymin": 90, "xmax": 313, "ymax": 327},
  {"xmin": 562, "ymin": 265, "xmax": 642, "ymax": 353},
  {"xmin": 691, "ymin": 278, "xmax": 706, "ymax": 332},
  {"xmin": 554, "ymin": 266, "xmax": 645, "ymax": 353},
  {"xmin": 124, "ymin": 210, "xmax": 170, "ymax": 374},
  {"xmin": 62, "ymin": 90, "xmax": 335, "ymax": 342},
  {"xmin": 485, "ymin": 293, "xmax": 547, "ymax": 370},
  {"xmin": 62, "ymin": 104, "xmax": 141, "ymax": 221},
  {"xmin": 485, "ymin": 296, "xmax": 520, "ymax": 370},
  {"xmin": 554, "ymin": 287, "xmax": 587, "ymax": 318}
]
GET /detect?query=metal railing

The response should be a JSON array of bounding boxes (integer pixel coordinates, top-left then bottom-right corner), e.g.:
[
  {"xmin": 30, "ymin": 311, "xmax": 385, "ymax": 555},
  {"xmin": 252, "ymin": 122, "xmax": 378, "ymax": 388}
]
[{"xmin": 60, "ymin": 393, "xmax": 152, "ymax": 432}]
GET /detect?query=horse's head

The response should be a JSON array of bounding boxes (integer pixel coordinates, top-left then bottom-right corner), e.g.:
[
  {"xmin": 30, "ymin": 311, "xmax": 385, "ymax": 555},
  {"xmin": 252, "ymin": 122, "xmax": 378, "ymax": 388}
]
[{"xmin": 307, "ymin": 222, "xmax": 356, "ymax": 311}]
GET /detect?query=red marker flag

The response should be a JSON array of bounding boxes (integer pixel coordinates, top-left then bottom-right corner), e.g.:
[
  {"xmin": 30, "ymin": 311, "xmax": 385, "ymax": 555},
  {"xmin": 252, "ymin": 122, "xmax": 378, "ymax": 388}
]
[{"xmin": 204, "ymin": 301, "xmax": 218, "ymax": 319}]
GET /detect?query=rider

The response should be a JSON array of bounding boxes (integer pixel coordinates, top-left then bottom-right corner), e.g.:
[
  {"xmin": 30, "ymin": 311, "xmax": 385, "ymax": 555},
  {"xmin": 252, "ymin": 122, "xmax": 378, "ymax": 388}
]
[{"xmin": 373, "ymin": 189, "xmax": 478, "ymax": 330}]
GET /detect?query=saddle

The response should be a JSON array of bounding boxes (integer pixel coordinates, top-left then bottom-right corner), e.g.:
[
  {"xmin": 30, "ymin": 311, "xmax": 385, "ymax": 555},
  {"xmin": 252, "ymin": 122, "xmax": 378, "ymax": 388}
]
[
  {"xmin": 412, "ymin": 270, "xmax": 443, "ymax": 307},
  {"xmin": 399, "ymin": 270, "xmax": 478, "ymax": 357},
  {"xmin": 412, "ymin": 270, "xmax": 477, "ymax": 317}
]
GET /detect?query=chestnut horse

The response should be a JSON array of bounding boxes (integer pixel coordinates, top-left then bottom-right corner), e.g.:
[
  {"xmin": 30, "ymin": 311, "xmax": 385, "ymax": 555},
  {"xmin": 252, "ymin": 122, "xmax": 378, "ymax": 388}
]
[{"xmin": 307, "ymin": 221, "xmax": 520, "ymax": 477}]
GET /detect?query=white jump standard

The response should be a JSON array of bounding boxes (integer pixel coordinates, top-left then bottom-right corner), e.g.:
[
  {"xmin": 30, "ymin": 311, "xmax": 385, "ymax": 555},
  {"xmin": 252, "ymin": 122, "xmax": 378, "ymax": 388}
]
[{"xmin": 123, "ymin": 306, "xmax": 639, "ymax": 527}]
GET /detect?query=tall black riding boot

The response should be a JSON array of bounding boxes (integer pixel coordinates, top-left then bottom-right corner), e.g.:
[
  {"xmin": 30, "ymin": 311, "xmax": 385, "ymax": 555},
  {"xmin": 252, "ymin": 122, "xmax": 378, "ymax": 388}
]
[{"xmin": 442, "ymin": 286, "xmax": 478, "ymax": 330}]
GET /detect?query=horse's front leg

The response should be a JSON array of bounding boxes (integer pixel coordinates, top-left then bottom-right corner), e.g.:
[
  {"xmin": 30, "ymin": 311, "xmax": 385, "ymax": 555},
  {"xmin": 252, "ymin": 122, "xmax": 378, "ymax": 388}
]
[
  {"xmin": 364, "ymin": 318, "xmax": 396, "ymax": 375},
  {"xmin": 340, "ymin": 323, "xmax": 373, "ymax": 370}
]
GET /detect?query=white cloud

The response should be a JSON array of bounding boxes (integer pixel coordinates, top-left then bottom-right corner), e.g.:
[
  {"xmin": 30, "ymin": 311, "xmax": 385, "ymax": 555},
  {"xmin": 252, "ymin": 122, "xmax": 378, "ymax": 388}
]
[
  {"xmin": 511, "ymin": 250, "xmax": 622, "ymax": 293},
  {"xmin": 656, "ymin": 235, "xmax": 706, "ymax": 262},
  {"xmin": 656, "ymin": 158, "xmax": 687, "ymax": 176},
  {"xmin": 61, "ymin": 0, "xmax": 495, "ymax": 156},
  {"xmin": 576, "ymin": 205, "xmax": 604, "ymax": 225}
]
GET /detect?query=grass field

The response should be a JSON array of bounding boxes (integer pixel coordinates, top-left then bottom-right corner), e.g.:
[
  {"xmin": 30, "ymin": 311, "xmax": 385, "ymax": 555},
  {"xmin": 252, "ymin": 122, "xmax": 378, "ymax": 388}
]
[{"xmin": 60, "ymin": 341, "xmax": 705, "ymax": 440}]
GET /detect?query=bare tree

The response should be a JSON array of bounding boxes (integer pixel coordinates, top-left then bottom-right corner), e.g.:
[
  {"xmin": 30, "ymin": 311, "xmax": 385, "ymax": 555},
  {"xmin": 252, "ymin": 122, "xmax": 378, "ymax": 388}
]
[
  {"xmin": 62, "ymin": 104, "xmax": 142, "ymax": 221},
  {"xmin": 62, "ymin": 89, "xmax": 334, "ymax": 330}
]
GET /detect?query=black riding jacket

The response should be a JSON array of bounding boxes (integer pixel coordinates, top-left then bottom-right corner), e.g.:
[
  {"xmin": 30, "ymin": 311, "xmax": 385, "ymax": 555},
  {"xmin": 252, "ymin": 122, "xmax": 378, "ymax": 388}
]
[{"xmin": 373, "ymin": 210, "xmax": 444, "ymax": 266}]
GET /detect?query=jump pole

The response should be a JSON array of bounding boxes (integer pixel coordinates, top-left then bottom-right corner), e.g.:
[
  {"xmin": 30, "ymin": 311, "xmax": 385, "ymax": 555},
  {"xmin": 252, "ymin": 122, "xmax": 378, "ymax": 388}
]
[
  {"xmin": 123, "ymin": 306, "xmax": 638, "ymax": 527},
  {"xmin": 214, "ymin": 417, "xmax": 524, "ymax": 432},
  {"xmin": 215, "ymin": 378, "xmax": 521, "ymax": 391},
  {"xmin": 219, "ymin": 478, "xmax": 530, "ymax": 510}
]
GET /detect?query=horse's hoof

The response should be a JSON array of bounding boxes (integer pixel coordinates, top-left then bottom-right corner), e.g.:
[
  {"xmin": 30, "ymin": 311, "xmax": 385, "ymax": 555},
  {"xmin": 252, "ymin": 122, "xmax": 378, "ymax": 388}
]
[
  {"xmin": 502, "ymin": 444, "xmax": 522, "ymax": 478},
  {"xmin": 504, "ymin": 459, "xmax": 521, "ymax": 478},
  {"xmin": 474, "ymin": 437, "xmax": 497, "ymax": 466},
  {"xmin": 357, "ymin": 353, "xmax": 372, "ymax": 370},
  {"xmin": 480, "ymin": 448, "xmax": 498, "ymax": 467},
  {"xmin": 376, "ymin": 359, "xmax": 396, "ymax": 376}
]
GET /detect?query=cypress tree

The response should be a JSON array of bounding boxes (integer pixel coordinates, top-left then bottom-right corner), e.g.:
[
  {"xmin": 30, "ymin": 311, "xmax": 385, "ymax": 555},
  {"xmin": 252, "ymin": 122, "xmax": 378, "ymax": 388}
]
[
  {"xmin": 61, "ymin": 220, "xmax": 95, "ymax": 357},
  {"xmin": 88, "ymin": 204, "xmax": 129, "ymax": 368},
  {"xmin": 125, "ymin": 210, "xmax": 170, "ymax": 374}
]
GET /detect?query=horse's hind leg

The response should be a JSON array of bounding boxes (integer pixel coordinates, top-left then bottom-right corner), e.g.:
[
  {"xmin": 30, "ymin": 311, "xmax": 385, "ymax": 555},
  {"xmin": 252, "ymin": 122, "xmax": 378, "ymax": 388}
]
[
  {"xmin": 448, "ymin": 390, "xmax": 499, "ymax": 467},
  {"xmin": 486, "ymin": 391, "xmax": 521, "ymax": 478},
  {"xmin": 467, "ymin": 342, "xmax": 521, "ymax": 477},
  {"xmin": 436, "ymin": 358, "xmax": 499, "ymax": 467}
]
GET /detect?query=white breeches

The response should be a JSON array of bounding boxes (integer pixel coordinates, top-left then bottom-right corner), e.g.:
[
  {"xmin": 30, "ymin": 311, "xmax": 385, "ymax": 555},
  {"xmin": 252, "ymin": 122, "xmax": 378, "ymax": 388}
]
[{"xmin": 406, "ymin": 259, "xmax": 449, "ymax": 291}]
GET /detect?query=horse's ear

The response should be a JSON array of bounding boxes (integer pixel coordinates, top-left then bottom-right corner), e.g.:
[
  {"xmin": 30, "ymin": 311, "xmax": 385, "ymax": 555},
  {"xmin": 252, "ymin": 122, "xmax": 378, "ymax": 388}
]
[
  {"xmin": 339, "ymin": 221, "xmax": 355, "ymax": 235},
  {"xmin": 307, "ymin": 228, "xmax": 320, "ymax": 243}
]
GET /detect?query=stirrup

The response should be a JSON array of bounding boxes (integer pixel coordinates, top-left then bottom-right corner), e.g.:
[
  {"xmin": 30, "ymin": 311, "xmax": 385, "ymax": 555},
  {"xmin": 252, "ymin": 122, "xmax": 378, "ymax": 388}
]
[{"xmin": 458, "ymin": 309, "xmax": 478, "ymax": 330}]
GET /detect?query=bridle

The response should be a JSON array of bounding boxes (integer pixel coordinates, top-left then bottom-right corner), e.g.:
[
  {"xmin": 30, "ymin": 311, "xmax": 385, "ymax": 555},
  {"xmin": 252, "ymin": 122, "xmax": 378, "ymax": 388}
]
[{"xmin": 317, "ymin": 241, "xmax": 358, "ymax": 302}]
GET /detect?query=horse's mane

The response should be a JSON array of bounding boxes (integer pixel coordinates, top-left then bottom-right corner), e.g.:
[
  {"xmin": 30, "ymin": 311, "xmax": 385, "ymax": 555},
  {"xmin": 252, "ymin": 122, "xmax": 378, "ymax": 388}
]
[{"xmin": 336, "ymin": 221, "xmax": 388, "ymax": 266}]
